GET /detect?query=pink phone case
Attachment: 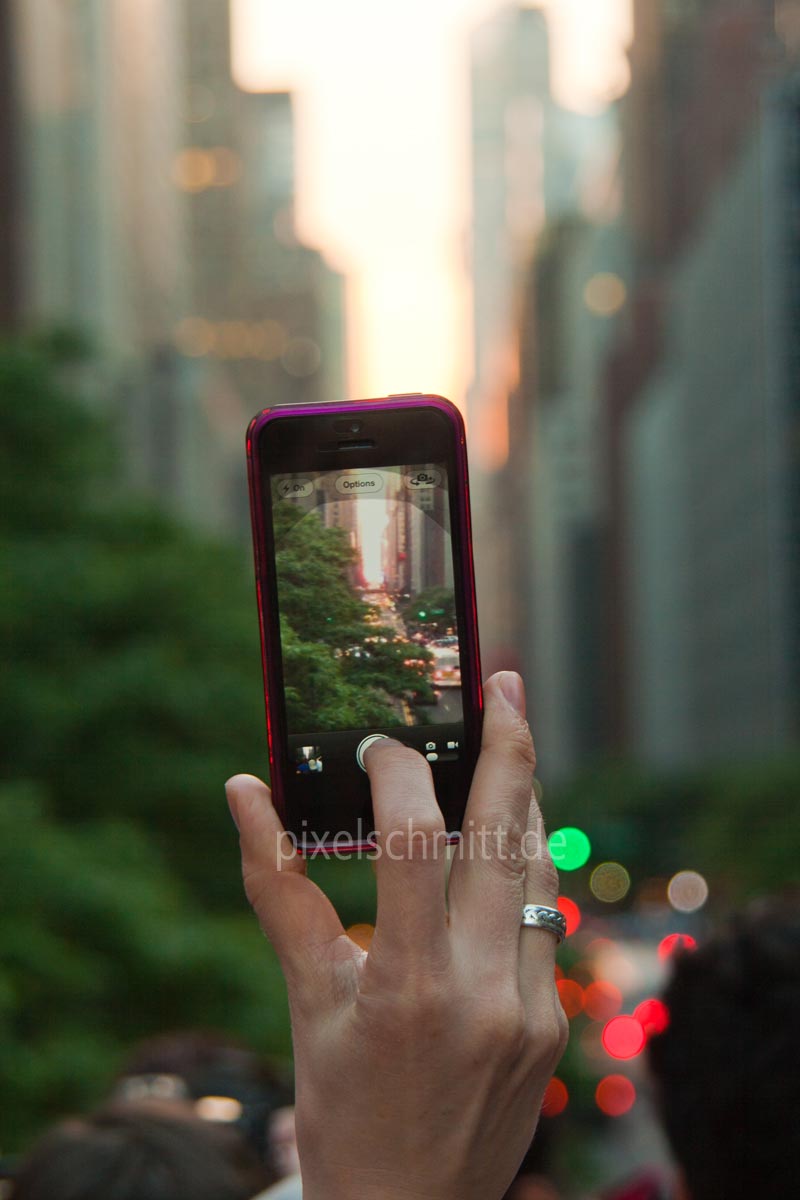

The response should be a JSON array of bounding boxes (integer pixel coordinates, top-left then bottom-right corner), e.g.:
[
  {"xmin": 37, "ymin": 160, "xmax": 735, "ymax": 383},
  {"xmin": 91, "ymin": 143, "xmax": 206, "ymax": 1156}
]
[{"xmin": 246, "ymin": 394, "xmax": 483, "ymax": 848}]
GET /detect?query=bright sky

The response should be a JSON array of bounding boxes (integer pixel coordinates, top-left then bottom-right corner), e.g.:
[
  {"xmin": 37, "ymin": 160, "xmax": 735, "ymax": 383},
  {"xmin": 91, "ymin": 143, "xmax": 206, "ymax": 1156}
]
[{"xmin": 232, "ymin": 0, "xmax": 631, "ymax": 407}]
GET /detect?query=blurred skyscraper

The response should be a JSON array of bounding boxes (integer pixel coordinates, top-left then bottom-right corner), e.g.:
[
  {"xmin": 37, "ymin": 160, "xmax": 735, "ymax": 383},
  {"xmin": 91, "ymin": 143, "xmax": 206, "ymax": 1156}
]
[
  {"xmin": 467, "ymin": 1, "xmax": 615, "ymax": 684},
  {"xmin": 493, "ymin": 0, "xmax": 799, "ymax": 779},
  {"xmin": 607, "ymin": 0, "xmax": 797, "ymax": 769},
  {"xmin": 623, "ymin": 72, "xmax": 800, "ymax": 767},
  {"xmin": 7, "ymin": 0, "xmax": 347, "ymax": 533}
]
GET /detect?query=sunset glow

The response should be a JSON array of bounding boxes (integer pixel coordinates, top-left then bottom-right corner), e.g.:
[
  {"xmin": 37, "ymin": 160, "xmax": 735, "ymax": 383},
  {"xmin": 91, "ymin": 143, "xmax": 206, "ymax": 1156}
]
[{"xmin": 232, "ymin": 0, "xmax": 631, "ymax": 405}]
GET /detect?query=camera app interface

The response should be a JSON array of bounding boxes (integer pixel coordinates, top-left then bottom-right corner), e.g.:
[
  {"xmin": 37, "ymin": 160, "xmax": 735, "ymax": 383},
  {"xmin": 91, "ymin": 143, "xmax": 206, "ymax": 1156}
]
[{"xmin": 271, "ymin": 464, "xmax": 464, "ymax": 774}]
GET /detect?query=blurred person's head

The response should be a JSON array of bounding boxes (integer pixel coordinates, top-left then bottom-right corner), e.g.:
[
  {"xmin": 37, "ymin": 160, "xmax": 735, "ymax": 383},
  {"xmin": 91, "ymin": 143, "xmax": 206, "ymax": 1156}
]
[
  {"xmin": 648, "ymin": 895, "xmax": 800, "ymax": 1200},
  {"xmin": 9, "ymin": 1105, "xmax": 269, "ymax": 1200},
  {"xmin": 114, "ymin": 1029, "xmax": 291, "ymax": 1178}
]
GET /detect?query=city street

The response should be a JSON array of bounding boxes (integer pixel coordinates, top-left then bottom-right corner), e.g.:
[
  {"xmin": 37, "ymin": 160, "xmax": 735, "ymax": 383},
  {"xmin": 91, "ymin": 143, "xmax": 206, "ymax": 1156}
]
[
  {"xmin": 418, "ymin": 687, "xmax": 462, "ymax": 725},
  {"xmin": 362, "ymin": 590, "xmax": 462, "ymax": 726}
]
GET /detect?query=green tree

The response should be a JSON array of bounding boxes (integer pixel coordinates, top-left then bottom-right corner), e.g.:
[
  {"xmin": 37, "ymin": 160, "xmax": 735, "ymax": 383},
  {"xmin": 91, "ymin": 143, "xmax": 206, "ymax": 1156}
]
[
  {"xmin": 273, "ymin": 505, "xmax": 368, "ymax": 648},
  {"xmin": 0, "ymin": 782, "xmax": 290, "ymax": 1150},
  {"xmin": 0, "ymin": 343, "xmax": 267, "ymax": 907},
  {"xmin": 279, "ymin": 617, "xmax": 398, "ymax": 730},
  {"xmin": 340, "ymin": 635, "xmax": 435, "ymax": 706},
  {"xmin": 273, "ymin": 504, "xmax": 436, "ymax": 724},
  {"xmin": 0, "ymin": 338, "xmax": 379, "ymax": 1150}
]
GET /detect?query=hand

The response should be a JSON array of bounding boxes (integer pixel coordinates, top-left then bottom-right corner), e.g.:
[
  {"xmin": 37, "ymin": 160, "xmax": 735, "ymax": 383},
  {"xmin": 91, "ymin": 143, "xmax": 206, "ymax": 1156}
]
[{"xmin": 226, "ymin": 671, "xmax": 567, "ymax": 1200}]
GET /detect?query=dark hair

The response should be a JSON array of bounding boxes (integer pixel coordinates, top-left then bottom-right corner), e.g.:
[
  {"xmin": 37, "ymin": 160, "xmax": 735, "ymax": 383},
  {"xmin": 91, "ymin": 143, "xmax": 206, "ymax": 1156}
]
[
  {"xmin": 115, "ymin": 1028, "xmax": 291, "ymax": 1171},
  {"xmin": 648, "ymin": 896, "xmax": 800, "ymax": 1200},
  {"xmin": 9, "ymin": 1106, "xmax": 269, "ymax": 1200}
]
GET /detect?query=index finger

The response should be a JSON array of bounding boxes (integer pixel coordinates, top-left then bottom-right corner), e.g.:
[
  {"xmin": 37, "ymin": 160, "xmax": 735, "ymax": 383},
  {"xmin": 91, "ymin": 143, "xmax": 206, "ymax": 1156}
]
[
  {"xmin": 225, "ymin": 774, "xmax": 352, "ymax": 998},
  {"xmin": 363, "ymin": 739, "xmax": 450, "ymax": 966}
]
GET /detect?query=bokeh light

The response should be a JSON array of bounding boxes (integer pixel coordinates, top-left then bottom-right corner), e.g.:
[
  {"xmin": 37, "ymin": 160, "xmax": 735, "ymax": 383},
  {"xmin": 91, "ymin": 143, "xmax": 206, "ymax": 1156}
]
[
  {"xmin": 548, "ymin": 827, "xmax": 591, "ymax": 871},
  {"xmin": 557, "ymin": 895, "xmax": 581, "ymax": 935},
  {"xmin": 657, "ymin": 933, "xmax": 698, "ymax": 961},
  {"xmin": 541, "ymin": 1076, "xmax": 569, "ymax": 1117},
  {"xmin": 194, "ymin": 1095, "xmax": 243, "ymax": 1122},
  {"xmin": 174, "ymin": 317, "xmax": 215, "ymax": 357},
  {"xmin": 583, "ymin": 272, "xmax": 627, "ymax": 317},
  {"xmin": 583, "ymin": 979, "xmax": 623, "ymax": 1022},
  {"xmin": 667, "ymin": 870, "xmax": 709, "ymax": 912},
  {"xmin": 602, "ymin": 1015, "xmax": 646, "ymax": 1059},
  {"xmin": 556, "ymin": 979, "xmax": 584, "ymax": 1019},
  {"xmin": 596, "ymin": 1074, "xmax": 637, "ymax": 1117},
  {"xmin": 590, "ymin": 861, "xmax": 631, "ymax": 903},
  {"xmin": 253, "ymin": 319, "xmax": 288, "ymax": 360},
  {"xmin": 634, "ymin": 998, "xmax": 670, "ymax": 1038},
  {"xmin": 346, "ymin": 923, "xmax": 374, "ymax": 950},
  {"xmin": 172, "ymin": 147, "xmax": 217, "ymax": 192},
  {"xmin": 217, "ymin": 320, "xmax": 252, "ymax": 358}
]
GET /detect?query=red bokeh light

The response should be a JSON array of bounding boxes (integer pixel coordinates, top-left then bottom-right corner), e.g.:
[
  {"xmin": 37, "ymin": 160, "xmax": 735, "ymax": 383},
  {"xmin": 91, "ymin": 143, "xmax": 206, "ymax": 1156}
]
[
  {"xmin": 541, "ymin": 1076, "xmax": 569, "ymax": 1117},
  {"xmin": 557, "ymin": 896, "xmax": 581, "ymax": 936},
  {"xmin": 556, "ymin": 979, "xmax": 584, "ymax": 1019},
  {"xmin": 634, "ymin": 997, "xmax": 670, "ymax": 1037},
  {"xmin": 583, "ymin": 979, "xmax": 623, "ymax": 1022},
  {"xmin": 657, "ymin": 933, "xmax": 697, "ymax": 960},
  {"xmin": 602, "ymin": 1015, "xmax": 646, "ymax": 1059},
  {"xmin": 596, "ymin": 1074, "xmax": 637, "ymax": 1116}
]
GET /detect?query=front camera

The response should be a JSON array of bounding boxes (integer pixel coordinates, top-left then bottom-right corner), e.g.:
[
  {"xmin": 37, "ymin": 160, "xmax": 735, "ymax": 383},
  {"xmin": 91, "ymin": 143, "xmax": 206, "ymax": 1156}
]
[{"xmin": 332, "ymin": 417, "xmax": 364, "ymax": 434}]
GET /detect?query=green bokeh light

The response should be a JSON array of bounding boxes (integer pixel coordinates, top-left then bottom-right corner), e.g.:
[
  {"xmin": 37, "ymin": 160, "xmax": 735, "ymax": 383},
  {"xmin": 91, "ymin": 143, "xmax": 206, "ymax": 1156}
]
[{"xmin": 548, "ymin": 826, "xmax": 591, "ymax": 871}]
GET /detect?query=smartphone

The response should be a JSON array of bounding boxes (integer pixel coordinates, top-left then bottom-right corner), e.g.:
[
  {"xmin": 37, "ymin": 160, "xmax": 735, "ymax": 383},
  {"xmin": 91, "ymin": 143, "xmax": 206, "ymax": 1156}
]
[{"xmin": 246, "ymin": 394, "xmax": 482, "ymax": 853}]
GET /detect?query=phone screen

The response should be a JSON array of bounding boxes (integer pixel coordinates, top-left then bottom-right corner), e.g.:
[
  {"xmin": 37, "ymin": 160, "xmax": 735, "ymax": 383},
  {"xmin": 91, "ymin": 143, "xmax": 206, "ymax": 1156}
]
[{"xmin": 270, "ymin": 462, "xmax": 465, "ymax": 779}]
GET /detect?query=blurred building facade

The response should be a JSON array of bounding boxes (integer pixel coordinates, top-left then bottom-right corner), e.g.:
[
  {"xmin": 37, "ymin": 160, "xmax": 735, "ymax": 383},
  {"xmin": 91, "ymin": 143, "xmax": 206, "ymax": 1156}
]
[
  {"xmin": 609, "ymin": 0, "xmax": 798, "ymax": 771},
  {"xmin": 624, "ymin": 73, "xmax": 800, "ymax": 767},
  {"xmin": 7, "ymin": 0, "xmax": 347, "ymax": 533},
  {"xmin": 468, "ymin": 0, "xmax": 799, "ymax": 779},
  {"xmin": 467, "ymin": 2, "xmax": 615, "ymax": 675}
]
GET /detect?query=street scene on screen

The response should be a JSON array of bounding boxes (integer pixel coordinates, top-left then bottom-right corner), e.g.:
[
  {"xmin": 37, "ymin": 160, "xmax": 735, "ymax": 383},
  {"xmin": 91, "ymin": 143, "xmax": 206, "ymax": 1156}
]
[{"xmin": 273, "ymin": 466, "xmax": 463, "ymax": 734}]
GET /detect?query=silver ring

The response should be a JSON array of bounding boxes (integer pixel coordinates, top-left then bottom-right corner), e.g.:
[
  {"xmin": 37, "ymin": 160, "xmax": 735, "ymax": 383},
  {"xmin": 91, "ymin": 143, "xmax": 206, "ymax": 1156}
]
[{"xmin": 521, "ymin": 904, "xmax": 566, "ymax": 943}]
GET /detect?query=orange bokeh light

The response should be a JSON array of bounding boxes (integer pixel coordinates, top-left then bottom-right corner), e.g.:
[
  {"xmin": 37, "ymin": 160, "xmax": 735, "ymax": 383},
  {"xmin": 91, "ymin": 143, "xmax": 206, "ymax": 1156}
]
[
  {"xmin": 541, "ymin": 1077, "xmax": 569, "ymax": 1118},
  {"xmin": 583, "ymin": 979, "xmax": 623, "ymax": 1022},
  {"xmin": 346, "ymin": 923, "xmax": 374, "ymax": 950},
  {"xmin": 596, "ymin": 1074, "xmax": 636, "ymax": 1117},
  {"xmin": 556, "ymin": 979, "xmax": 584, "ymax": 1020}
]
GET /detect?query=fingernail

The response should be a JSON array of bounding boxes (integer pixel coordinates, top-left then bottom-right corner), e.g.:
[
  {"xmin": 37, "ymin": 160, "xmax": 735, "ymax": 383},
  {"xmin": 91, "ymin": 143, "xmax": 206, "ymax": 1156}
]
[
  {"xmin": 497, "ymin": 671, "xmax": 526, "ymax": 716},
  {"xmin": 362, "ymin": 736, "xmax": 403, "ymax": 766},
  {"xmin": 225, "ymin": 780, "xmax": 240, "ymax": 831}
]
